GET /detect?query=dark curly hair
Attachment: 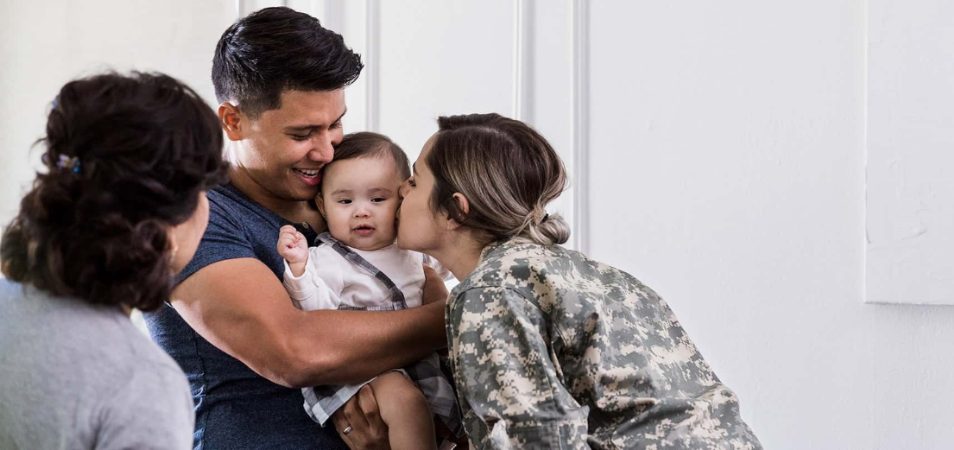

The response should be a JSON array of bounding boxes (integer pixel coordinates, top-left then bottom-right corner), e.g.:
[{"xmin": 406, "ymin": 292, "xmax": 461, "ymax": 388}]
[
  {"xmin": 0, "ymin": 72, "xmax": 228, "ymax": 311},
  {"xmin": 212, "ymin": 6, "xmax": 363, "ymax": 118}
]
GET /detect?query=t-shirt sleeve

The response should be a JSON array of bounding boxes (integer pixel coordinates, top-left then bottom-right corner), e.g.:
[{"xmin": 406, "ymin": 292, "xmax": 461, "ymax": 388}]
[
  {"xmin": 97, "ymin": 363, "xmax": 195, "ymax": 450},
  {"xmin": 449, "ymin": 286, "xmax": 589, "ymax": 449},
  {"xmin": 175, "ymin": 195, "xmax": 256, "ymax": 284}
]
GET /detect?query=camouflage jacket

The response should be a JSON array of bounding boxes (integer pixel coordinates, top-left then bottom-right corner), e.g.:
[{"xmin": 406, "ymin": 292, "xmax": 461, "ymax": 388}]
[{"xmin": 446, "ymin": 238, "xmax": 761, "ymax": 449}]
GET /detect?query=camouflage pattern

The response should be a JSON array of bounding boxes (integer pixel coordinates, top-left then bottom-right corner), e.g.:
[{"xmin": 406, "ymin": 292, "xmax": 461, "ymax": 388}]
[{"xmin": 446, "ymin": 238, "xmax": 762, "ymax": 449}]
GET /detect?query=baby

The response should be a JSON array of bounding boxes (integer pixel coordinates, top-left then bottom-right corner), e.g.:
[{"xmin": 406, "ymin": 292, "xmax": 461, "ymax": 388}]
[{"xmin": 276, "ymin": 132, "xmax": 459, "ymax": 450}]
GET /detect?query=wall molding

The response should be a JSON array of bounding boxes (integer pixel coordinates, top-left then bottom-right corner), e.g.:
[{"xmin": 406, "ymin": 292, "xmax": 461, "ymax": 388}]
[
  {"xmin": 364, "ymin": 0, "xmax": 380, "ymax": 131},
  {"xmin": 864, "ymin": 0, "xmax": 954, "ymax": 305},
  {"xmin": 572, "ymin": 0, "xmax": 590, "ymax": 254},
  {"xmin": 512, "ymin": 0, "xmax": 533, "ymax": 122}
]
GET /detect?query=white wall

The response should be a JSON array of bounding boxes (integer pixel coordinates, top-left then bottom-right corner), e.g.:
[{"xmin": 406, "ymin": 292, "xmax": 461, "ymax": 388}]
[
  {"xmin": 866, "ymin": 0, "xmax": 954, "ymax": 305},
  {"xmin": 2, "ymin": 1, "xmax": 953, "ymax": 448},
  {"xmin": 0, "ymin": 0, "xmax": 235, "ymax": 222},
  {"xmin": 585, "ymin": 2, "xmax": 954, "ymax": 448}
]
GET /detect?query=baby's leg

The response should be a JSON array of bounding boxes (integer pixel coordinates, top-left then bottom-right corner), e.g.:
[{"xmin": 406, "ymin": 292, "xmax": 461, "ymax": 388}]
[{"xmin": 370, "ymin": 371, "xmax": 437, "ymax": 450}]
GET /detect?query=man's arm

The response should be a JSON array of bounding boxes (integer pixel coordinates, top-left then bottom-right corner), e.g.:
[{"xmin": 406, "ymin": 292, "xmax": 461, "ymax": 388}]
[{"xmin": 171, "ymin": 257, "xmax": 447, "ymax": 388}]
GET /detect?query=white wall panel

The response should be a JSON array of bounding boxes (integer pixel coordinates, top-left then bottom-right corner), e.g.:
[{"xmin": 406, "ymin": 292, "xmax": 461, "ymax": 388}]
[
  {"xmin": 369, "ymin": 0, "xmax": 584, "ymax": 250},
  {"xmin": 525, "ymin": 1, "xmax": 579, "ymax": 250},
  {"xmin": 865, "ymin": 0, "xmax": 954, "ymax": 305},
  {"xmin": 587, "ymin": 1, "xmax": 954, "ymax": 449},
  {"xmin": 376, "ymin": 0, "xmax": 515, "ymax": 159},
  {"xmin": 0, "ymin": 0, "xmax": 235, "ymax": 225}
]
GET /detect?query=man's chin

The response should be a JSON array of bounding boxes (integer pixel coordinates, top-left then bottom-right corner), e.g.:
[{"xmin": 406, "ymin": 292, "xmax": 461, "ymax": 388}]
[{"xmin": 283, "ymin": 183, "xmax": 320, "ymax": 201}]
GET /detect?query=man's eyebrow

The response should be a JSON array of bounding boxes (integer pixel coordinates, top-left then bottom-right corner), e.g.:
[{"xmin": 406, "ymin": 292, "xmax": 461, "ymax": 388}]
[
  {"xmin": 283, "ymin": 108, "xmax": 348, "ymax": 133},
  {"xmin": 283, "ymin": 126, "xmax": 315, "ymax": 133}
]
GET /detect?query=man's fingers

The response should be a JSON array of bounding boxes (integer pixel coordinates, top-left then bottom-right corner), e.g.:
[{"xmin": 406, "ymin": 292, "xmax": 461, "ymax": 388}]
[
  {"xmin": 331, "ymin": 412, "xmax": 354, "ymax": 446},
  {"xmin": 356, "ymin": 384, "xmax": 383, "ymax": 434},
  {"xmin": 341, "ymin": 388, "xmax": 370, "ymax": 431}
]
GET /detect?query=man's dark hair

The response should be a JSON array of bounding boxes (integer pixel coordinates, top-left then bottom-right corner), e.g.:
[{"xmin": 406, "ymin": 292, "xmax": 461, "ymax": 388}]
[
  {"xmin": 212, "ymin": 6, "xmax": 363, "ymax": 118},
  {"xmin": 1, "ymin": 72, "xmax": 228, "ymax": 311}
]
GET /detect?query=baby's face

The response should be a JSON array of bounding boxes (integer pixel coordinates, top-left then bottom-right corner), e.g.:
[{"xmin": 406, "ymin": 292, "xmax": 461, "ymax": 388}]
[{"xmin": 318, "ymin": 155, "xmax": 403, "ymax": 251}]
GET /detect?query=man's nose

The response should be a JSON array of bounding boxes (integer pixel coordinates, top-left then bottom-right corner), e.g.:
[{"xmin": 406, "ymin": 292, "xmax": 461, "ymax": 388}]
[{"xmin": 308, "ymin": 133, "xmax": 335, "ymax": 163}]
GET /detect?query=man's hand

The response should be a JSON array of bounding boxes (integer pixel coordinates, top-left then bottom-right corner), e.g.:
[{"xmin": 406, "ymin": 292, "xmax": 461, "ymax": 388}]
[
  {"xmin": 277, "ymin": 225, "xmax": 309, "ymax": 276},
  {"xmin": 333, "ymin": 385, "xmax": 390, "ymax": 449},
  {"xmin": 420, "ymin": 265, "xmax": 449, "ymax": 306}
]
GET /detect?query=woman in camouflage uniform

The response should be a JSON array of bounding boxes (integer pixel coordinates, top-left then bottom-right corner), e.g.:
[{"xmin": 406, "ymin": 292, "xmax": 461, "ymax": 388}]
[{"xmin": 397, "ymin": 113, "xmax": 762, "ymax": 449}]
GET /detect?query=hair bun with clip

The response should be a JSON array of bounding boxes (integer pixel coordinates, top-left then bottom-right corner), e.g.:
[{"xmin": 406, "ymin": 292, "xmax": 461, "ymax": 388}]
[{"xmin": 56, "ymin": 154, "xmax": 82, "ymax": 174}]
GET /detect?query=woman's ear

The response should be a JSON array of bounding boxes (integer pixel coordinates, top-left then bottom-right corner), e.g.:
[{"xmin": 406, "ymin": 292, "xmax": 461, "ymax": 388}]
[
  {"xmin": 445, "ymin": 193, "xmax": 470, "ymax": 230},
  {"xmin": 167, "ymin": 231, "xmax": 180, "ymax": 262},
  {"xmin": 218, "ymin": 102, "xmax": 243, "ymax": 141}
]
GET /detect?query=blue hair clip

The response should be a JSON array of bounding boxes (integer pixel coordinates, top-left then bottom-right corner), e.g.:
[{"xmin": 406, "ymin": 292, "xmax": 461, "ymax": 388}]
[{"xmin": 56, "ymin": 154, "xmax": 82, "ymax": 174}]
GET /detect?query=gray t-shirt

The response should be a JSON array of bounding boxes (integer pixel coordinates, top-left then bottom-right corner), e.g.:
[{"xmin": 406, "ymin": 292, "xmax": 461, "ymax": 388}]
[{"xmin": 0, "ymin": 279, "xmax": 194, "ymax": 449}]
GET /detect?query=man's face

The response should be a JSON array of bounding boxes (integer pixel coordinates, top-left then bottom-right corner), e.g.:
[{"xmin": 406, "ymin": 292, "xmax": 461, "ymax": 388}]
[
  {"xmin": 229, "ymin": 89, "xmax": 347, "ymax": 205},
  {"xmin": 319, "ymin": 155, "xmax": 404, "ymax": 251}
]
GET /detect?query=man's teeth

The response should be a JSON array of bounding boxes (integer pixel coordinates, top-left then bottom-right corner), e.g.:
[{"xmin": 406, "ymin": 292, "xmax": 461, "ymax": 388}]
[{"xmin": 295, "ymin": 169, "xmax": 319, "ymax": 177}]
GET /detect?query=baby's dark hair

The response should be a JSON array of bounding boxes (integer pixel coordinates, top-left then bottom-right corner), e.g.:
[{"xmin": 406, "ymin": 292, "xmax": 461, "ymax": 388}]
[
  {"xmin": 325, "ymin": 132, "xmax": 411, "ymax": 180},
  {"xmin": 0, "ymin": 72, "xmax": 228, "ymax": 311}
]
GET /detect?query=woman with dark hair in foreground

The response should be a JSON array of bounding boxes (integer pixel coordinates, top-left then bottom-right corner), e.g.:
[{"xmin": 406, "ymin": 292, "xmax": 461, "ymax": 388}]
[{"xmin": 0, "ymin": 72, "xmax": 227, "ymax": 449}]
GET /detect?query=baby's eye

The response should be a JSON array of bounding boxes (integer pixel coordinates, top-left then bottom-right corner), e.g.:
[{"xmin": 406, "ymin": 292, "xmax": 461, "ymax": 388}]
[
  {"xmin": 337, "ymin": 199, "xmax": 352, "ymax": 205},
  {"xmin": 371, "ymin": 197, "xmax": 387, "ymax": 203},
  {"xmin": 406, "ymin": 178, "xmax": 416, "ymax": 187}
]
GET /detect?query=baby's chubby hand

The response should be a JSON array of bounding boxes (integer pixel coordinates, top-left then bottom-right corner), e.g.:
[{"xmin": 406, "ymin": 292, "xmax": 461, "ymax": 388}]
[{"xmin": 277, "ymin": 225, "xmax": 309, "ymax": 266}]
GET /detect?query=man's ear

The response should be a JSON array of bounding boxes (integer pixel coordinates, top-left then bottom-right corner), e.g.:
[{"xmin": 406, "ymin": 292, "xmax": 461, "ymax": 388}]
[
  {"xmin": 445, "ymin": 193, "xmax": 470, "ymax": 230},
  {"xmin": 218, "ymin": 102, "xmax": 244, "ymax": 141}
]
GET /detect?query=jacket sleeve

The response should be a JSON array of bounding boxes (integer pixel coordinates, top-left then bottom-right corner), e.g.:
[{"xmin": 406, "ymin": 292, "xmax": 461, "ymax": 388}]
[{"xmin": 448, "ymin": 285, "xmax": 590, "ymax": 449}]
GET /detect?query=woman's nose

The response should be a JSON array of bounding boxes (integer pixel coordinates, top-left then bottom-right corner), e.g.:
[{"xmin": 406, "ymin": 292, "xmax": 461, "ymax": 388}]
[{"xmin": 308, "ymin": 133, "xmax": 335, "ymax": 163}]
